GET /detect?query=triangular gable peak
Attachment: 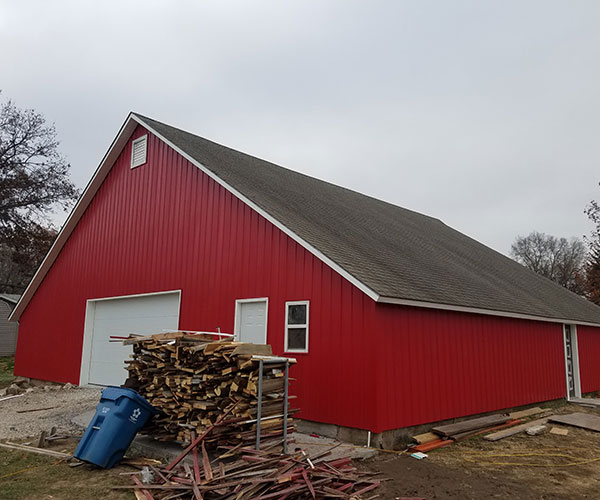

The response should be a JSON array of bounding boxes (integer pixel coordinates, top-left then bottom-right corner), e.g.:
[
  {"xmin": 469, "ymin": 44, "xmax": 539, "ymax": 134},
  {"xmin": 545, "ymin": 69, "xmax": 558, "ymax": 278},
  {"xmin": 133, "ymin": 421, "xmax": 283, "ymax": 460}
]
[
  {"xmin": 11, "ymin": 113, "xmax": 600, "ymax": 326},
  {"xmin": 9, "ymin": 114, "xmax": 379, "ymax": 321}
]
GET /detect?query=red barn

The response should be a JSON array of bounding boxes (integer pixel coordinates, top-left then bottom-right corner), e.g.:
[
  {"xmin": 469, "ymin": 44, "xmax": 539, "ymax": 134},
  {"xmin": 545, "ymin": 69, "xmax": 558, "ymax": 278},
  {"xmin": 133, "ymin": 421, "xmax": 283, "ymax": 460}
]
[{"xmin": 11, "ymin": 113, "xmax": 600, "ymax": 443}]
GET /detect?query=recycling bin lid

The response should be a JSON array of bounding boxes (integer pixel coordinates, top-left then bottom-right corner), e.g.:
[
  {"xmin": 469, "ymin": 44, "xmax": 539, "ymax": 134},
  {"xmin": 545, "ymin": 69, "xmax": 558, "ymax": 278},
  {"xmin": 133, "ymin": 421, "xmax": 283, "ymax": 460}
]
[{"xmin": 100, "ymin": 386, "xmax": 158, "ymax": 413}]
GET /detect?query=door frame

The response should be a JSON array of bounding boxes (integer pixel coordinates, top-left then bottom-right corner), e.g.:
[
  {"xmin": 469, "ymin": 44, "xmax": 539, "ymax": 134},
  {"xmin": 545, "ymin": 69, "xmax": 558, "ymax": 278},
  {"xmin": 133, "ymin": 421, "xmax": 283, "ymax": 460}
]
[
  {"xmin": 563, "ymin": 323, "xmax": 581, "ymax": 400},
  {"xmin": 233, "ymin": 297, "xmax": 269, "ymax": 343},
  {"xmin": 78, "ymin": 289, "xmax": 181, "ymax": 386}
]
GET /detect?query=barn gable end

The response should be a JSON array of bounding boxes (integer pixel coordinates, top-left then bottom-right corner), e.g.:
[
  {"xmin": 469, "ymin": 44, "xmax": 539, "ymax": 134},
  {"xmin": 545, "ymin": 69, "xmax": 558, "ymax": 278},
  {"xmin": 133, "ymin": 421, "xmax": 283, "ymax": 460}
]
[{"xmin": 15, "ymin": 124, "xmax": 379, "ymax": 430}]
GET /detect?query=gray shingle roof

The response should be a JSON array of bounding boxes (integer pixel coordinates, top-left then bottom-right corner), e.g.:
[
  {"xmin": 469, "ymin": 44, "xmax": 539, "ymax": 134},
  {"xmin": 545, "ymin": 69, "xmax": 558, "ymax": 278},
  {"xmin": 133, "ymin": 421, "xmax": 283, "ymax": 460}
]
[{"xmin": 137, "ymin": 114, "xmax": 600, "ymax": 325}]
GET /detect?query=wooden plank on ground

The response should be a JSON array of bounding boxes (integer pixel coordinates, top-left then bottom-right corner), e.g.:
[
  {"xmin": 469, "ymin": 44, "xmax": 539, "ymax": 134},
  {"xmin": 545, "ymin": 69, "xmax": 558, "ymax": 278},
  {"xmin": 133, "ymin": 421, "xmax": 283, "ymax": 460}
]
[
  {"xmin": 451, "ymin": 419, "xmax": 522, "ymax": 441},
  {"xmin": 432, "ymin": 414, "xmax": 510, "ymax": 437},
  {"xmin": 0, "ymin": 442, "xmax": 71, "ymax": 458},
  {"xmin": 550, "ymin": 426, "xmax": 569, "ymax": 436},
  {"xmin": 569, "ymin": 397, "xmax": 600, "ymax": 408},
  {"xmin": 412, "ymin": 432, "xmax": 439, "ymax": 445},
  {"xmin": 509, "ymin": 407, "xmax": 544, "ymax": 419},
  {"xmin": 549, "ymin": 412, "xmax": 600, "ymax": 432},
  {"xmin": 483, "ymin": 417, "xmax": 548, "ymax": 441}
]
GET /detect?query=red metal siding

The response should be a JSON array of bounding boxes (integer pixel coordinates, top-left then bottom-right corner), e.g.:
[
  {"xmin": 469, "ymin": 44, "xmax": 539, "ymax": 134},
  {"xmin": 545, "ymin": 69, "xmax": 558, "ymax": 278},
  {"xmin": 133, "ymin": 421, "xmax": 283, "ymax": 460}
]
[
  {"xmin": 15, "ymin": 126, "xmax": 378, "ymax": 430},
  {"xmin": 578, "ymin": 325, "xmax": 600, "ymax": 393},
  {"xmin": 14, "ymin": 125, "xmax": 584, "ymax": 433},
  {"xmin": 372, "ymin": 305, "xmax": 567, "ymax": 432}
]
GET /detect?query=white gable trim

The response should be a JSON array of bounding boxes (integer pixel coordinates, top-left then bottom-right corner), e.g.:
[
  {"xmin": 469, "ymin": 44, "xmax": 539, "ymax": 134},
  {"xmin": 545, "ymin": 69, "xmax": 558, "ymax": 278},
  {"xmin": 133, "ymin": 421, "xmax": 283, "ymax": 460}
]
[
  {"xmin": 9, "ymin": 116, "xmax": 141, "ymax": 321},
  {"xmin": 9, "ymin": 113, "xmax": 380, "ymax": 321}
]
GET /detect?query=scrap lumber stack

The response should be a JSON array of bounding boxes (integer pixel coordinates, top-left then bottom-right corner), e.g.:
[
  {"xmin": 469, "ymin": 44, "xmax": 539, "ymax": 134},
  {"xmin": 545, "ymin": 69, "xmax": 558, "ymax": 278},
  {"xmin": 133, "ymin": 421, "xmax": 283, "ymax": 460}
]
[
  {"xmin": 124, "ymin": 332, "xmax": 296, "ymax": 449},
  {"xmin": 120, "ymin": 429, "xmax": 382, "ymax": 500}
]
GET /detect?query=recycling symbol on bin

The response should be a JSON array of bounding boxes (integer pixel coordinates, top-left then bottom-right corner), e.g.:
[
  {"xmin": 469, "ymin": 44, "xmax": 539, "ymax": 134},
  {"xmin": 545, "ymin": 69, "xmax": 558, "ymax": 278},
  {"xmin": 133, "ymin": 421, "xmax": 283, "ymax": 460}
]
[{"xmin": 132, "ymin": 408, "xmax": 141, "ymax": 419}]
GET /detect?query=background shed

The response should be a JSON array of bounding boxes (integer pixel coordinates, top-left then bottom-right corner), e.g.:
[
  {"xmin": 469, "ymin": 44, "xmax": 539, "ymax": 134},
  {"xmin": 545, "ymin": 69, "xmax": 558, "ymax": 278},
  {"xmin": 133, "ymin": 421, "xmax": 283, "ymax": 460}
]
[{"xmin": 0, "ymin": 294, "xmax": 20, "ymax": 356}]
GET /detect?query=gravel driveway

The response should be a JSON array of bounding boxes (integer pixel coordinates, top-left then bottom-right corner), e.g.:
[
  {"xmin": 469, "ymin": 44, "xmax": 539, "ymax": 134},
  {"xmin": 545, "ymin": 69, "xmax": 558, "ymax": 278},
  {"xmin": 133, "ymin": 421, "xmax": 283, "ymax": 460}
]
[{"xmin": 0, "ymin": 386, "xmax": 101, "ymax": 441}]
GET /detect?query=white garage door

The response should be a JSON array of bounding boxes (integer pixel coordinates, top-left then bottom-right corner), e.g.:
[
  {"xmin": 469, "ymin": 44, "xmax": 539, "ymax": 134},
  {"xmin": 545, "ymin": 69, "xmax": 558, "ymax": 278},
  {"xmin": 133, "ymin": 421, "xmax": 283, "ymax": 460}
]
[{"xmin": 86, "ymin": 292, "xmax": 180, "ymax": 386}]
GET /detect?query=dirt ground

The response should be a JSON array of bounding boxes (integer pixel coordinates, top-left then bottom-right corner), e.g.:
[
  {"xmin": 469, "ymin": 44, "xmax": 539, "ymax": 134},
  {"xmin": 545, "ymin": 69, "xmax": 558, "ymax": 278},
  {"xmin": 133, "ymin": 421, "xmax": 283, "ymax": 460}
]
[
  {"xmin": 0, "ymin": 438, "xmax": 134, "ymax": 500},
  {"xmin": 4, "ymin": 380, "xmax": 600, "ymax": 499},
  {"xmin": 360, "ymin": 403, "xmax": 600, "ymax": 500},
  {"xmin": 0, "ymin": 385, "xmax": 101, "ymax": 441}
]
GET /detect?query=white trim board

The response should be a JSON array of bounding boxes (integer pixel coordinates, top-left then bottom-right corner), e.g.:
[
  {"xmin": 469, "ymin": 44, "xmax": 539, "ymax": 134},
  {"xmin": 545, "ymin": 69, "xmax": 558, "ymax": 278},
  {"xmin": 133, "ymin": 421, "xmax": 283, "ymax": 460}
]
[
  {"xmin": 78, "ymin": 289, "xmax": 181, "ymax": 386},
  {"xmin": 563, "ymin": 324, "xmax": 582, "ymax": 400},
  {"xmin": 284, "ymin": 300, "xmax": 309, "ymax": 354},
  {"xmin": 233, "ymin": 297, "xmax": 269, "ymax": 344}
]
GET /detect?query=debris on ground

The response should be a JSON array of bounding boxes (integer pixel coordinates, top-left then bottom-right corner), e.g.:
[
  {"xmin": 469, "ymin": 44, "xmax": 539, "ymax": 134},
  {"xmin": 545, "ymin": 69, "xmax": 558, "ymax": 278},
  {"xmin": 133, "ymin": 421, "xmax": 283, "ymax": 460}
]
[
  {"xmin": 549, "ymin": 412, "xmax": 600, "ymax": 432},
  {"xmin": 508, "ymin": 407, "xmax": 545, "ymax": 419},
  {"xmin": 118, "ymin": 437, "xmax": 382, "ymax": 499},
  {"xmin": 0, "ymin": 441, "xmax": 72, "ymax": 458},
  {"xmin": 484, "ymin": 417, "xmax": 550, "ymax": 441},
  {"xmin": 525, "ymin": 424, "xmax": 547, "ymax": 436},
  {"xmin": 549, "ymin": 426, "xmax": 569, "ymax": 436}
]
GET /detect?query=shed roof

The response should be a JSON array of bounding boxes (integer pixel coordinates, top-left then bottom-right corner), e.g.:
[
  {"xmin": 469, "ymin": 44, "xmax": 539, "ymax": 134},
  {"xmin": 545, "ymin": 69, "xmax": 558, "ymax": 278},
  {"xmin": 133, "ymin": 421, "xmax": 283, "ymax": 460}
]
[{"xmin": 10, "ymin": 113, "xmax": 600, "ymax": 325}]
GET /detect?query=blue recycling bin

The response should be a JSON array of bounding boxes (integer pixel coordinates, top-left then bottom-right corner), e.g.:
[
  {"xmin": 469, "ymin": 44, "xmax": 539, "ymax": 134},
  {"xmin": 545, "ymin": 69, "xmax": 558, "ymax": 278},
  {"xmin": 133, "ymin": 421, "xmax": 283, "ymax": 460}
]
[{"xmin": 74, "ymin": 386, "xmax": 157, "ymax": 468}]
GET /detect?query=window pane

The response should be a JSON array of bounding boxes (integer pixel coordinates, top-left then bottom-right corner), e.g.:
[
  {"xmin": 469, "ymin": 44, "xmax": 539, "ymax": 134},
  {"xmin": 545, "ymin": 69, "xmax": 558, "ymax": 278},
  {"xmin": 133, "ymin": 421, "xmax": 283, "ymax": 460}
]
[
  {"xmin": 287, "ymin": 328, "xmax": 306, "ymax": 350},
  {"xmin": 288, "ymin": 304, "xmax": 307, "ymax": 325}
]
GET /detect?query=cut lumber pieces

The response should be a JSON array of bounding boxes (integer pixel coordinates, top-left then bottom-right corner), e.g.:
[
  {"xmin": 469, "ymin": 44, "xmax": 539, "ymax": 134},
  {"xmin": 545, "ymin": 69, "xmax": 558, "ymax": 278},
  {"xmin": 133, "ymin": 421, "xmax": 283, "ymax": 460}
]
[
  {"xmin": 432, "ymin": 414, "xmax": 511, "ymax": 438},
  {"xmin": 413, "ymin": 439, "xmax": 453, "ymax": 452},
  {"xmin": 568, "ymin": 397, "xmax": 600, "ymax": 408},
  {"xmin": 124, "ymin": 333, "xmax": 296, "ymax": 450},
  {"xmin": 0, "ymin": 442, "xmax": 72, "ymax": 458},
  {"xmin": 451, "ymin": 419, "xmax": 522, "ymax": 441},
  {"xmin": 550, "ymin": 426, "xmax": 569, "ymax": 436},
  {"xmin": 509, "ymin": 407, "xmax": 544, "ymax": 419},
  {"xmin": 412, "ymin": 432, "xmax": 439, "ymax": 445},
  {"xmin": 484, "ymin": 417, "xmax": 549, "ymax": 441},
  {"xmin": 549, "ymin": 412, "xmax": 600, "ymax": 432},
  {"xmin": 118, "ymin": 429, "xmax": 382, "ymax": 500}
]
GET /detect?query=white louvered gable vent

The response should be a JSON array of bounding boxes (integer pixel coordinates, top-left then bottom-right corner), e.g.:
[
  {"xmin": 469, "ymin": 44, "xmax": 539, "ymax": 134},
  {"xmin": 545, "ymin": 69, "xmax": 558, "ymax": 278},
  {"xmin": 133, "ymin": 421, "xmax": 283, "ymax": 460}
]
[{"xmin": 131, "ymin": 135, "xmax": 147, "ymax": 168}]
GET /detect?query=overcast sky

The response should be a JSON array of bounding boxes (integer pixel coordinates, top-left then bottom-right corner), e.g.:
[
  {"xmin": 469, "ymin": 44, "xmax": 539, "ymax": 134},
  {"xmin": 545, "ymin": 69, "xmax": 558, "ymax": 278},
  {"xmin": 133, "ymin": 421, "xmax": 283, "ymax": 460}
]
[{"xmin": 1, "ymin": 1, "xmax": 599, "ymax": 255}]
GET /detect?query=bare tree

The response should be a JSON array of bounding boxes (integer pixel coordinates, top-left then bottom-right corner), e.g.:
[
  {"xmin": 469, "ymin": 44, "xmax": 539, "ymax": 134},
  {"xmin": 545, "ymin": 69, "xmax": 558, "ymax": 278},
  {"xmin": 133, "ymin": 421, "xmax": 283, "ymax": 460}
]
[
  {"xmin": 510, "ymin": 231, "xmax": 586, "ymax": 294},
  {"xmin": 584, "ymin": 185, "xmax": 600, "ymax": 304},
  {"xmin": 0, "ymin": 95, "xmax": 79, "ymax": 293}
]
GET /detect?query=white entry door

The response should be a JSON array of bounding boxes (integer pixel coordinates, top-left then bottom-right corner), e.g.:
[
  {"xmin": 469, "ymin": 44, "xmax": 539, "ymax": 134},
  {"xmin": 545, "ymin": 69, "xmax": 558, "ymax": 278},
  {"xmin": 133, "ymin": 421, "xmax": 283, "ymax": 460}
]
[
  {"xmin": 82, "ymin": 291, "xmax": 180, "ymax": 386},
  {"xmin": 235, "ymin": 298, "xmax": 268, "ymax": 344}
]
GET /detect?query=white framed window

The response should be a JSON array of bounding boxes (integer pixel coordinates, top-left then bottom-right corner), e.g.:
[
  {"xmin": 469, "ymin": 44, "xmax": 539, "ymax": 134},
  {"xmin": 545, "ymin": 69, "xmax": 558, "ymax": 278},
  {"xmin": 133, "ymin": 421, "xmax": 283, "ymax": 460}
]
[
  {"xmin": 284, "ymin": 300, "xmax": 309, "ymax": 353},
  {"xmin": 131, "ymin": 135, "xmax": 148, "ymax": 168}
]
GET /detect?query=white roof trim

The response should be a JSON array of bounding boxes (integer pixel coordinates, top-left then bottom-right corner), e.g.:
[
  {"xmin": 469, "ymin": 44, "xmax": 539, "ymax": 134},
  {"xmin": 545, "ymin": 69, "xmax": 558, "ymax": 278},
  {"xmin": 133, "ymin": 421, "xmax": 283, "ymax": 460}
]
[{"xmin": 377, "ymin": 295, "xmax": 600, "ymax": 327}]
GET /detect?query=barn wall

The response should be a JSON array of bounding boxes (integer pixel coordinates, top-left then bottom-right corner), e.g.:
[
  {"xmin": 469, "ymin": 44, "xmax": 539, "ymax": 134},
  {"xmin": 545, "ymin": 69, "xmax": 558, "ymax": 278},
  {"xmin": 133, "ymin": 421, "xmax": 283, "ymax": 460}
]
[
  {"xmin": 372, "ymin": 304, "xmax": 567, "ymax": 432},
  {"xmin": 577, "ymin": 325, "xmax": 600, "ymax": 394},
  {"xmin": 14, "ymin": 124, "xmax": 587, "ymax": 433},
  {"xmin": 15, "ymin": 125, "xmax": 378, "ymax": 431}
]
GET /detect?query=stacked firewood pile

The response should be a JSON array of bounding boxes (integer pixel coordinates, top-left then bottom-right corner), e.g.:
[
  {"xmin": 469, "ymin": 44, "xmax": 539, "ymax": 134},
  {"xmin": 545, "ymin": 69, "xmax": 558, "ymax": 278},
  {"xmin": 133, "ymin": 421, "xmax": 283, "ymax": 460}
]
[
  {"xmin": 119, "ymin": 423, "xmax": 382, "ymax": 499},
  {"xmin": 124, "ymin": 332, "xmax": 296, "ymax": 449}
]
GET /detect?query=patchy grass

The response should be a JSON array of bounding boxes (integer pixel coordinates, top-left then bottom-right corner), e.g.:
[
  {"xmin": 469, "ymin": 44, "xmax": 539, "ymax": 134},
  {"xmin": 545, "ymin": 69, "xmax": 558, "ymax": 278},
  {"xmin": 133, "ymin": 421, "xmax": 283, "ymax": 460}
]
[
  {"xmin": 0, "ymin": 447, "xmax": 133, "ymax": 500},
  {"xmin": 0, "ymin": 356, "xmax": 15, "ymax": 389}
]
